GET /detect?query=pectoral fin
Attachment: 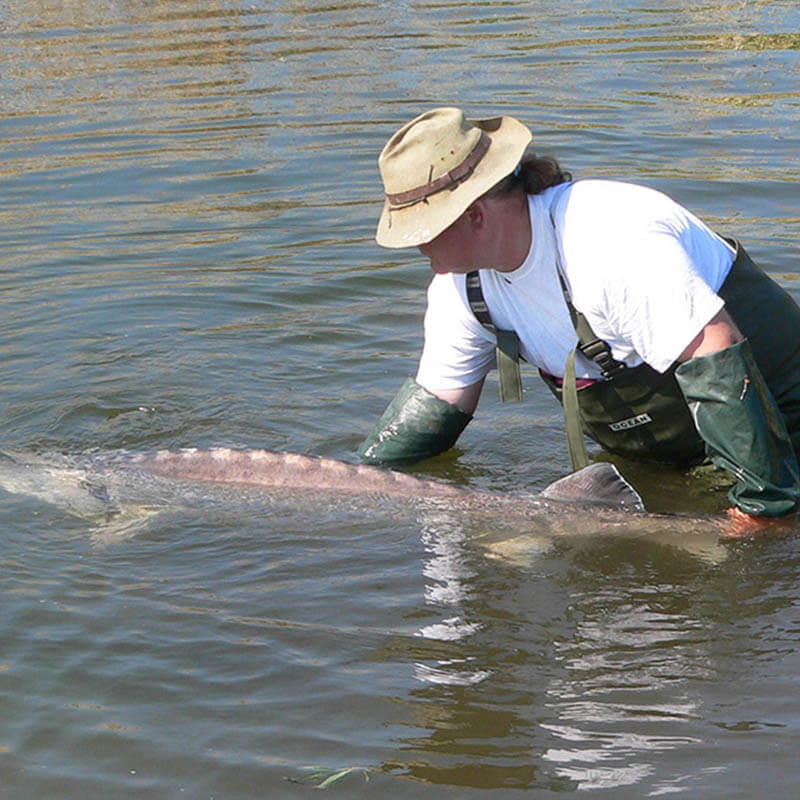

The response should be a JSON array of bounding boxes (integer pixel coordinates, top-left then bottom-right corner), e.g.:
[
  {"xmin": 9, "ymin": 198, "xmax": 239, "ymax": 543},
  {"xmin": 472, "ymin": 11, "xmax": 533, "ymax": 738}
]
[{"xmin": 541, "ymin": 463, "xmax": 645, "ymax": 511}]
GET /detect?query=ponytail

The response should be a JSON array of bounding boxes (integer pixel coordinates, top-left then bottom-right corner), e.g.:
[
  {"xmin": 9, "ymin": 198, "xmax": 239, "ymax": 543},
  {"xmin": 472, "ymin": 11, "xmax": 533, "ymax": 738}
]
[
  {"xmin": 482, "ymin": 149, "xmax": 572, "ymax": 200},
  {"xmin": 519, "ymin": 152, "xmax": 572, "ymax": 195}
]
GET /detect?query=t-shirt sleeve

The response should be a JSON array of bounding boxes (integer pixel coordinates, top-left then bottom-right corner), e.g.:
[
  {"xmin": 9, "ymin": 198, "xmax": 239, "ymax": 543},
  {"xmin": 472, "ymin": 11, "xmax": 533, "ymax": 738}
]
[{"xmin": 415, "ymin": 274, "xmax": 497, "ymax": 392}]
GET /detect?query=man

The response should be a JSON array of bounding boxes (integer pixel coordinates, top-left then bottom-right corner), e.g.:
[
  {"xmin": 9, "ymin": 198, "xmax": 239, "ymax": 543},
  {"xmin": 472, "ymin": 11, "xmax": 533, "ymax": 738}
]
[{"xmin": 358, "ymin": 107, "xmax": 800, "ymax": 518}]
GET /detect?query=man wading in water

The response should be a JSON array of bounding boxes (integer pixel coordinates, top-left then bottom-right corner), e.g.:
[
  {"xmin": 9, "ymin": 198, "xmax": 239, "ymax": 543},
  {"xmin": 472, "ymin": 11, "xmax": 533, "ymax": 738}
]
[{"xmin": 358, "ymin": 107, "xmax": 800, "ymax": 522}]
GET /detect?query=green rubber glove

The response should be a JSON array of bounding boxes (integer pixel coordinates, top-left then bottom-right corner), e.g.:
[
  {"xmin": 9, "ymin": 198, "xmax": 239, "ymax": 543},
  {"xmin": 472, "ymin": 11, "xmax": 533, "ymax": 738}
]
[
  {"xmin": 675, "ymin": 340, "xmax": 800, "ymax": 517},
  {"xmin": 357, "ymin": 378, "xmax": 472, "ymax": 466}
]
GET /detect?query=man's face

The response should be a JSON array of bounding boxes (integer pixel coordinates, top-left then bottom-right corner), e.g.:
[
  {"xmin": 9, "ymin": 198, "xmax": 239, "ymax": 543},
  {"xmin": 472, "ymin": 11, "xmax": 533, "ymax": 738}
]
[{"xmin": 417, "ymin": 205, "xmax": 486, "ymax": 275}]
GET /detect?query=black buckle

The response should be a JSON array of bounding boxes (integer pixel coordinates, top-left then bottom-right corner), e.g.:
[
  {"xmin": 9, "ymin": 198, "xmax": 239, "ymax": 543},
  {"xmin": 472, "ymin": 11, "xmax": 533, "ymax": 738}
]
[{"xmin": 581, "ymin": 338, "xmax": 627, "ymax": 378}]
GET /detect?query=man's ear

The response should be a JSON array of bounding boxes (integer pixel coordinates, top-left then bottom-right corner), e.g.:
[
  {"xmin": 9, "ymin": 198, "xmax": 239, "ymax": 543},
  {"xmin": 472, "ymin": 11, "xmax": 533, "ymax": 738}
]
[{"xmin": 464, "ymin": 200, "xmax": 486, "ymax": 230}]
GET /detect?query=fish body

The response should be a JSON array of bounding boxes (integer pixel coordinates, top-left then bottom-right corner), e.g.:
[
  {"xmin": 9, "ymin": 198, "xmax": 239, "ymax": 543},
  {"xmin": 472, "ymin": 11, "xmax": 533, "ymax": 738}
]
[
  {"xmin": 0, "ymin": 446, "xmax": 646, "ymax": 516},
  {"xmin": 0, "ymin": 447, "xmax": 735, "ymax": 560}
]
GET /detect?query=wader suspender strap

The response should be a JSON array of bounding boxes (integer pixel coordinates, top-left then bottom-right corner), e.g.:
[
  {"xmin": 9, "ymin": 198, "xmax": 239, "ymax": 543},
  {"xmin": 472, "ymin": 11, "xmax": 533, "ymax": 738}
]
[
  {"xmin": 562, "ymin": 347, "xmax": 590, "ymax": 471},
  {"xmin": 465, "ymin": 272, "xmax": 523, "ymax": 403},
  {"xmin": 555, "ymin": 271, "xmax": 629, "ymax": 471},
  {"xmin": 553, "ymin": 262, "xmax": 627, "ymax": 380}
]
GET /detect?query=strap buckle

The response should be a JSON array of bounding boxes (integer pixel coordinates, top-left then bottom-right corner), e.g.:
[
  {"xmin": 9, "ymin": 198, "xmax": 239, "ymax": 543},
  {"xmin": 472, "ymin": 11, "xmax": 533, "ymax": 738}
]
[{"xmin": 580, "ymin": 338, "xmax": 627, "ymax": 378}]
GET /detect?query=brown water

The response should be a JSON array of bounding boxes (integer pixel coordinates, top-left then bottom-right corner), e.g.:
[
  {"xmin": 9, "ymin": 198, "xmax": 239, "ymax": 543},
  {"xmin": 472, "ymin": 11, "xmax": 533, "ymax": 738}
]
[{"xmin": 2, "ymin": 1, "xmax": 800, "ymax": 796}]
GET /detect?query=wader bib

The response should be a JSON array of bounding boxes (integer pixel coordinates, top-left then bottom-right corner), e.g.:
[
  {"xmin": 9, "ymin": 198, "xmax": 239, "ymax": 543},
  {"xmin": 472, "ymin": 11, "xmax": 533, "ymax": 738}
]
[{"xmin": 467, "ymin": 239, "xmax": 800, "ymax": 466}]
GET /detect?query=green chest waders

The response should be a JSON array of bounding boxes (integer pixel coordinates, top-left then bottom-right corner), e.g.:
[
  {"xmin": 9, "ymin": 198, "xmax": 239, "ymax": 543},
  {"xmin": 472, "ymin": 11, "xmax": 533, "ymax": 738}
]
[{"xmin": 466, "ymin": 268, "xmax": 706, "ymax": 468}]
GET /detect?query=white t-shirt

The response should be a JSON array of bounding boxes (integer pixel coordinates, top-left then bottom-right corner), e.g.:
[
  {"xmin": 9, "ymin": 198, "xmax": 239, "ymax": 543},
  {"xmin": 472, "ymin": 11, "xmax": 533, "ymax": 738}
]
[{"xmin": 416, "ymin": 180, "xmax": 735, "ymax": 391}]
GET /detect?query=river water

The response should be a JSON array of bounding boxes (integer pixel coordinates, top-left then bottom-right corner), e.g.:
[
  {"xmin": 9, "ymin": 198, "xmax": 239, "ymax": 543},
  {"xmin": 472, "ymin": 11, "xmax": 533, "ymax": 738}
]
[{"xmin": 2, "ymin": 1, "xmax": 800, "ymax": 797}]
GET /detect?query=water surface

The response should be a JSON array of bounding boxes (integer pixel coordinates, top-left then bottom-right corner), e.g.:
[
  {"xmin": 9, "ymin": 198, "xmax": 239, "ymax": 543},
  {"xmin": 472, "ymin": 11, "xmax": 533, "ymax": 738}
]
[{"xmin": 2, "ymin": 1, "xmax": 800, "ymax": 796}]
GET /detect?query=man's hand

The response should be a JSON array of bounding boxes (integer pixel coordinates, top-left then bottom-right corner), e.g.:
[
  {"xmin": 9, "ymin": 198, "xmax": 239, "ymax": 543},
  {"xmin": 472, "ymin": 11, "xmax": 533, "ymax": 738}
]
[{"xmin": 725, "ymin": 506, "xmax": 798, "ymax": 538}]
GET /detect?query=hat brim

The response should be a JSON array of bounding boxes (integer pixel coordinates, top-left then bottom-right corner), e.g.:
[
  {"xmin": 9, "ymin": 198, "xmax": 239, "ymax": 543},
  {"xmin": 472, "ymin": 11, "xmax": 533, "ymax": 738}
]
[{"xmin": 375, "ymin": 114, "xmax": 532, "ymax": 249}]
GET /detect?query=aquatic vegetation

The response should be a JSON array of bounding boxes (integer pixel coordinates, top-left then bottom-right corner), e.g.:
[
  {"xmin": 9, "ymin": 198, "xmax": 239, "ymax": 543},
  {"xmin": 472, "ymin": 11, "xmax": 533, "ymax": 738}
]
[{"xmin": 296, "ymin": 765, "xmax": 372, "ymax": 789}]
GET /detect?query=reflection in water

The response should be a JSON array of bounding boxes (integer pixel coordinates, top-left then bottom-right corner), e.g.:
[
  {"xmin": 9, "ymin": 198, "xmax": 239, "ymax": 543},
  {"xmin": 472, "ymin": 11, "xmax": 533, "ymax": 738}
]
[
  {"xmin": 542, "ymin": 595, "xmax": 710, "ymax": 791},
  {"xmin": 394, "ymin": 525, "xmax": 800, "ymax": 792},
  {"xmin": 415, "ymin": 512, "xmax": 489, "ymax": 687}
]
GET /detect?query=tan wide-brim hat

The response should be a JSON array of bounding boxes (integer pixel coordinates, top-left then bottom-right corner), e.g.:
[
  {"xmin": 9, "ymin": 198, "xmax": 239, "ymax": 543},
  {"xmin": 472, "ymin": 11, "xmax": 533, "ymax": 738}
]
[{"xmin": 375, "ymin": 107, "xmax": 532, "ymax": 249}]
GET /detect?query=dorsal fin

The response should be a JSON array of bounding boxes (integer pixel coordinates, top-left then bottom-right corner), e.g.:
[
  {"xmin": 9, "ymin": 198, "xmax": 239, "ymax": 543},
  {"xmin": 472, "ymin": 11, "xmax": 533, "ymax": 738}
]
[{"xmin": 540, "ymin": 463, "xmax": 644, "ymax": 511}]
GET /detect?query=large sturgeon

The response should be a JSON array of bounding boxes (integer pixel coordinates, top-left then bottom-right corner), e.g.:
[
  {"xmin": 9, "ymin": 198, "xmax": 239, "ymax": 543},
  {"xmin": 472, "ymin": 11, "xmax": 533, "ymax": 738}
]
[
  {"xmin": 0, "ymin": 447, "xmax": 751, "ymax": 559},
  {"xmin": 0, "ymin": 446, "xmax": 641, "ymax": 512}
]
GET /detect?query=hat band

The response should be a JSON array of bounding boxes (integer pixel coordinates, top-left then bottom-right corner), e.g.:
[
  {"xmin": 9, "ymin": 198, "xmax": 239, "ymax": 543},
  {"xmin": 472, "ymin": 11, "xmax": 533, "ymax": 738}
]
[{"xmin": 385, "ymin": 131, "xmax": 491, "ymax": 209}]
